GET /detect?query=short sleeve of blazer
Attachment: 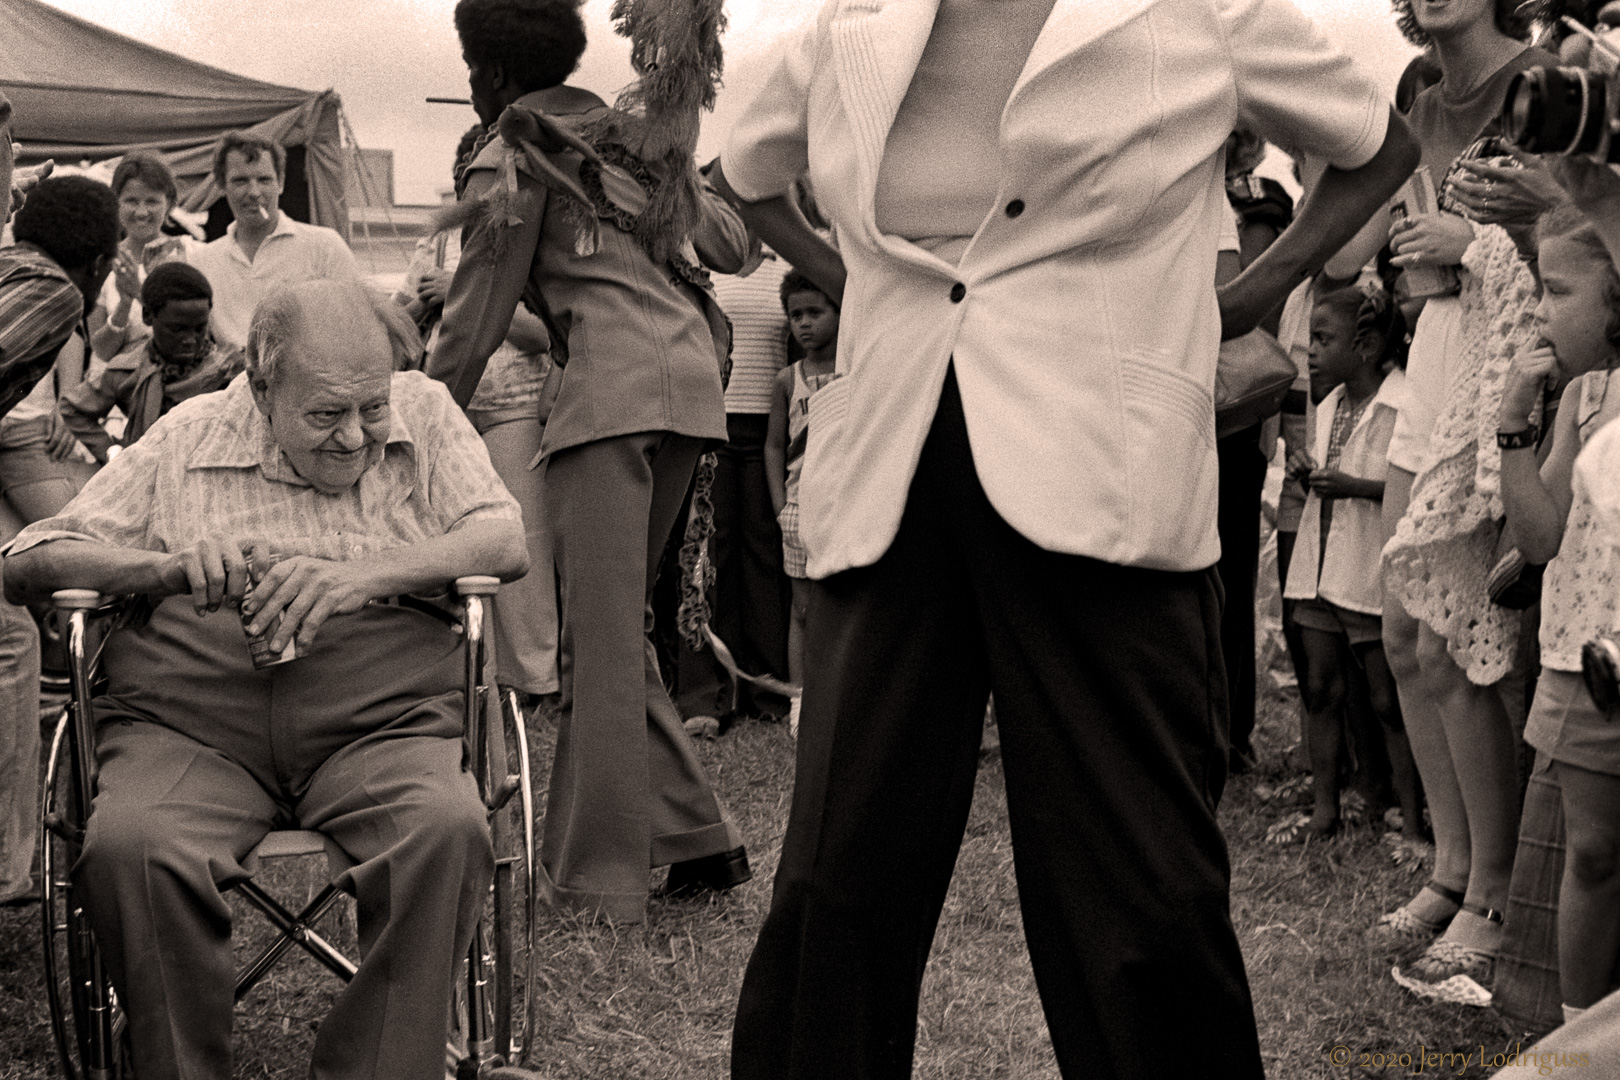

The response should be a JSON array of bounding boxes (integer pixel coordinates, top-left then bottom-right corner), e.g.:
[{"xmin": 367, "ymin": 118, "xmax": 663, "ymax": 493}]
[
  {"xmin": 721, "ymin": 14, "xmax": 821, "ymax": 202},
  {"xmin": 1218, "ymin": 0, "xmax": 1389, "ymax": 171}
]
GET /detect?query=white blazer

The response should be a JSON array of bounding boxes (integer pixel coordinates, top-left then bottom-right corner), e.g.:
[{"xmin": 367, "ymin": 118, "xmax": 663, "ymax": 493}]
[{"xmin": 724, "ymin": 0, "xmax": 1389, "ymax": 576}]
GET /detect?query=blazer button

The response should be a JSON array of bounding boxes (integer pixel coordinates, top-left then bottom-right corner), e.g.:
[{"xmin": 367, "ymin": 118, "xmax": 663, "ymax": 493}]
[
  {"xmin": 1005, "ymin": 199, "xmax": 1025, "ymax": 218},
  {"xmin": 949, "ymin": 282, "xmax": 966, "ymax": 303}
]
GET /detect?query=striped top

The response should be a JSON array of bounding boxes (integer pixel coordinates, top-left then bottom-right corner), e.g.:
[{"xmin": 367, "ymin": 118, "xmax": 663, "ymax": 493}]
[
  {"xmin": 0, "ymin": 243, "xmax": 83, "ymax": 422},
  {"xmin": 713, "ymin": 255, "xmax": 789, "ymax": 415},
  {"xmin": 9, "ymin": 370, "xmax": 520, "ymax": 564}
]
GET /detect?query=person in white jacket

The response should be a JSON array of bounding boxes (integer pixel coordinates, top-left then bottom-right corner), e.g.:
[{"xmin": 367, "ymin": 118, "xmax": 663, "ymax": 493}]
[{"xmin": 714, "ymin": 1, "xmax": 1420, "ymax": 1077}]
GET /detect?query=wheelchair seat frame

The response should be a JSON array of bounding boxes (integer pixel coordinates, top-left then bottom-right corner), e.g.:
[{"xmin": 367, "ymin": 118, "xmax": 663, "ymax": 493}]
[{"xmin": 39, "ymin": 580, "xmax": 538, "ymax": 1080}]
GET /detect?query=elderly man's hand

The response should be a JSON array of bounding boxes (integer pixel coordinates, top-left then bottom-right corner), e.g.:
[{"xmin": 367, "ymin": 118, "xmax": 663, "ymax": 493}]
[
  {"xmin": 240, "ymin": 551, "xmax": 383, "ymax": 654},
  {"xmin": 159, "ymin": 537, "xmax": 252, "ymax": 615}
]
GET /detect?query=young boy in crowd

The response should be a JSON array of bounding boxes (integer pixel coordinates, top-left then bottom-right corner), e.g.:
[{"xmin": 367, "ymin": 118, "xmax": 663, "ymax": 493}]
[
  {"xmin": 1282, "ymin": 282, "xmax": 1421, "ymax": 843},
  {"xmin": 58, "ymin": 261, "xmax": 241, "ymax": 462},
  {"xmin": 765, "ymin": 270, "xmax": 840, "ymax": 736}
]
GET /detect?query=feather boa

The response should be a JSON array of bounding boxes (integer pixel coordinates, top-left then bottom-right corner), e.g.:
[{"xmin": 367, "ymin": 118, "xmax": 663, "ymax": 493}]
[{"xmin": 585, "ymin": 0, "xmax": 727, "ymax": 265}]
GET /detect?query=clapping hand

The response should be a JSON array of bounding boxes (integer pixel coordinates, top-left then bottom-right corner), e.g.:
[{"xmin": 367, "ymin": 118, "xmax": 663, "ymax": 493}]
[
  {"xmin": 8, "ymin": 158, "xmax": 52, "ymax": 217},
  {"xmin": 111, "ymin": 250, "xmax": 141, "ymax": 304},
  {"xmin": 1448, "ymin": 153, "xmax": 1561, "ymax": 228}
]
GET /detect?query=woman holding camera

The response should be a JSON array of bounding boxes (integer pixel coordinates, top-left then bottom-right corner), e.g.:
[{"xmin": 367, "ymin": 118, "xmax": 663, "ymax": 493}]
[{"xmin": 1345, "ymin": 0, "xmax": 1556, "ymax": 985}]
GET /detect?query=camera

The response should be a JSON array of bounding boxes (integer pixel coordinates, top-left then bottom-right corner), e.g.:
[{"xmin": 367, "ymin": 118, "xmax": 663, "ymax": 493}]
[
  {"xmin": 1502, "ymin": 64, "xmax": 1620, "ymax": 162},
  {"xmin": 1582, "ymin": 634, "xmax": 1620, "ymax": 713}
]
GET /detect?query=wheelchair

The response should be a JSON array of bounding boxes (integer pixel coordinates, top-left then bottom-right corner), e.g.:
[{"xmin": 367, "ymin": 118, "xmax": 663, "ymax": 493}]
[{"xmin": 39, "ymin": 578, "xmax": 538, "ymax": 1079}]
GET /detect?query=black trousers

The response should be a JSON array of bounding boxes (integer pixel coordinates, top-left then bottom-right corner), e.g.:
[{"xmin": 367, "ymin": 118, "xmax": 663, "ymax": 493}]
[
  {"xmin": 730, "ymin": 369, "xmax": 1263, "ymax": 1080},
  {"xmin": 1216, "ymin": 423, "xmax": 1268, "ymax": 759},
  {"xmin": 710, "ymin": 413, "xmax": 792, "ymax": 706}
]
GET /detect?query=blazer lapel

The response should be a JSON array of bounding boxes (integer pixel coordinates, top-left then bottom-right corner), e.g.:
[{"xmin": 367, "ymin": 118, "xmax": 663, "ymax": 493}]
[
  {"xmin": 1010, "ymin": 0, "xmax": 1158, "ymax": 104},
  {"xmin": 829, "ymin": 0, "xmax": 940, "ymax": 247}
]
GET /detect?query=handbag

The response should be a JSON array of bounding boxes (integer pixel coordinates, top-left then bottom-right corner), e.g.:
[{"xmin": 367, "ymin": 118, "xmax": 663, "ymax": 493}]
[
  {"xmin": 1487, "ymin": 541, "xmax": 1545, "ymax": 610},
  {"xmin": 1215, "ymin": 328, "xmax": 1297, "ymax": 439}
]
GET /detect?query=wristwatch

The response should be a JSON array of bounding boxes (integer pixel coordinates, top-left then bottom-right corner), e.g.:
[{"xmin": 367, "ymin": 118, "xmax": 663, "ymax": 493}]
[{"xmin": 1496, "ymin": 428, "xmax": 1539, "ymax": 450}]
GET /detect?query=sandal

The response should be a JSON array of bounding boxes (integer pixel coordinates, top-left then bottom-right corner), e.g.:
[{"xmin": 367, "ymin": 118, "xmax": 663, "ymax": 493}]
[
  {"xmin": 1367, "ymin": 880, "xmax": 1464, "ymax": 945},
  {"xmin": 1404, "ymin": 907, "xmax": 1501, "ymax": 984},
  {"xmin": 1266, "ymin": 812, "xmax": 1337, "ymax": 845}
]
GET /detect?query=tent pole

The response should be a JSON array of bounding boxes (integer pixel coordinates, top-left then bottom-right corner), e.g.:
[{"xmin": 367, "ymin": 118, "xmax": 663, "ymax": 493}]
[{"xmin": 338, "ymin": 109, "xmax": 410, "ymax": 274}]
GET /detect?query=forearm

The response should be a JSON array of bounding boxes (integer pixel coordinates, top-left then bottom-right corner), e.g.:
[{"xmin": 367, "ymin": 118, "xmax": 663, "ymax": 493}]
[
  {"xmin": 57, "ymin": 398, "xmax": 113, "ymax": 463},
  {"xmin": 366, "ymin": 518, "xmax": 529, "ymax": 597},
  {"xmin": 764, "ymin": 447, "xmax": 787, "ymax": 515},
  {"xmin": 505, "ymin": 306, "xmax": 550, "ymax": 356},
  {"xmin": 692, "ymin": 189, "xmax": 752, "ymax": 275},
  {"xmin": 1222, "ymin": 110, "xmax": 1419, "ymax": 336},
  {"xmin": 711, "ymin": 163, "xmax": 845, "ymax": 304},
  {"xmin": 4, "ymin": 540, "xmax": 172, "ymax": 606},
  {"xmin": 1345, "ymin": 478, "xmax": 1385, "ymax": 501},
  {"xmin": 88, "ymin": 306, "xmax": 131, "ymax": 361},
  {"xmin": 429, "ymin": 177, "xmax": 543, "ymax": 409},
  {"xmin": 1499, "ymin": 449, "xmax": 1566, "ymax": 563},
  {"xmin": 1320, "ymin": 209, "xmax": 1390, "ymax": 286}
]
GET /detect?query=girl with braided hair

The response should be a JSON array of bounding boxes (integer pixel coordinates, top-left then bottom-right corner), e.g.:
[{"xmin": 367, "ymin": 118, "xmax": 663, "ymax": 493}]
[
  {"xmin": 430, "ymin": 0, "xmax": 752, "ymax": 924},
  {"xmin": 1280, "ymin": 281, "xmax": 1420, "ymax": 843}
]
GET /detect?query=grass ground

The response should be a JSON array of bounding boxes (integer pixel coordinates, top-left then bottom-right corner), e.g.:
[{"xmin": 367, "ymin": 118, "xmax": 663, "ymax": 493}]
[{"xmin": 0, "ymin": 686, "xmax": 1536, "ymax": 1080}]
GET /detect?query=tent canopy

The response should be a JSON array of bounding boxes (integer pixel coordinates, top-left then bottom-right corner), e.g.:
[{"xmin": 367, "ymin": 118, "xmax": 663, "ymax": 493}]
[{"xmin": 0, "ymin": 0, "xmax": 349, "ymax": 234}]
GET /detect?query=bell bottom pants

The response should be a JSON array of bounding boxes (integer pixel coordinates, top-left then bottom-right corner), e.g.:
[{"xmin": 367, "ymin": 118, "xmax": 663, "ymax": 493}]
[
  {"xmin": 730, "ymin": 368, "xmax": 1264, "ymax": 1080},
  {"xmin": 540, "ymin": 430, "xmax": 743, "ymax": 923}
]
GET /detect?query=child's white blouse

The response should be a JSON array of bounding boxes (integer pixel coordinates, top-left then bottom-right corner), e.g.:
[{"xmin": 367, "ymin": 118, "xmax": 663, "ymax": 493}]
[
  {"xmin": 1283, "ymin": 369, "xmax": 1404, "ymax": 615},
  {"xmin": 1542, "ymin": 371, "xmax": 1619, "ymax": 673}
]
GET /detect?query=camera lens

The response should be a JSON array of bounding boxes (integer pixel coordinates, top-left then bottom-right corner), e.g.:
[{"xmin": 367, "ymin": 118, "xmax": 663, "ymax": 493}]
[{"xmin": 1503, "ymin": 67, "xmax": 1607, "ymax": 157}]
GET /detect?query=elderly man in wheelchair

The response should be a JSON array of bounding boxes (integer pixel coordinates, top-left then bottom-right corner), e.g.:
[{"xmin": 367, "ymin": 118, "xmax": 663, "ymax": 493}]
[{"xmin": 4, "ymin": 278, "xmax": 529, "ymax": 1080}]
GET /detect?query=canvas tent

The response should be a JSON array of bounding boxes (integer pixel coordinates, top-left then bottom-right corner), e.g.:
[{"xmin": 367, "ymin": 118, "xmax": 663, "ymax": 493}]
[{"xmin": 0, "ymin": 0, "xmax": 349, "ymax": 236}]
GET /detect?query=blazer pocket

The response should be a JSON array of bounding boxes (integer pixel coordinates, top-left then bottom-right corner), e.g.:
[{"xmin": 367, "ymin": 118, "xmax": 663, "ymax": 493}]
[{"xmin": 1119, "ymin": 354, "xmax": 1217, "ymax": 530}]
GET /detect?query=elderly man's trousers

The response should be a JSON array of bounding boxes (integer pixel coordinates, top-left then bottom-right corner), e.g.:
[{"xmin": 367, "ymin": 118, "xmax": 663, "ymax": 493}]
[
  {"xmin": 730, "ymin": 367, "xmax": 1264, "ymax": 1080},
  {"xmin": 540, "ymin": 431, "xmax": 743, "ymax": 923},
  {"xmin": 73, "ymin": 604, "xmax": 493, "ymax": 1080}
]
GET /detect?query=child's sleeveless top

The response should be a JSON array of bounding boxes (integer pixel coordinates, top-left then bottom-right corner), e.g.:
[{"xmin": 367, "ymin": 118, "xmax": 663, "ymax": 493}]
[
  {"xmin": 784, "ymin": 362, "xmax": 839, "ymax": 501},
  {"xmin": 1542, "ymin": 369, "xmax": 1619, "ymax": 672}
]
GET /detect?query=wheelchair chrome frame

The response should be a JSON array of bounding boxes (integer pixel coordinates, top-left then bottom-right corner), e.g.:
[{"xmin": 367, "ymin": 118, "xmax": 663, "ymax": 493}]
[{"xmin": 40, "ymin": 580, "xmax": 537, "ymax": 1080}]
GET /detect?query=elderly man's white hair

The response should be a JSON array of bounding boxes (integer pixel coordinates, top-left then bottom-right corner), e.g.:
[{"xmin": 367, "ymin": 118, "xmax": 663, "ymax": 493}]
[{"xmin": 247, "ymin": 278, "xmax": 424, "ymax": 386}]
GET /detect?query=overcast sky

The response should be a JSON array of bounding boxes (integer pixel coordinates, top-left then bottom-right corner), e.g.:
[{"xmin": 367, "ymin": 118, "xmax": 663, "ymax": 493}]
[{"xmin": 38, "ymin": 0, "xmax": 1418, "ymax": 205}]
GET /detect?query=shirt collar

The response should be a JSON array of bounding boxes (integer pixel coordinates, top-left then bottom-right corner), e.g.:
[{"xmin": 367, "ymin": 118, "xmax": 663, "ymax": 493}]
[
  {"xmin": 187, "ymin": 374, "xmax": 419, "ymax": 488},
  {"xmin": 224, "ymin": 213, "xmax": 298, "ymax": 254},
  {"xmin": 514, "ymin": 84, "xmax": 606, "ymax": 117}
]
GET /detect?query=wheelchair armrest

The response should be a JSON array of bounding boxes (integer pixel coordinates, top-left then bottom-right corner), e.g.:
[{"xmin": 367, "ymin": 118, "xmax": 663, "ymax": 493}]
[
  {"xmin": 51, "ymin": 589, "xmax": 105, "ymax": 611},
  {"xmin": 454, "ymin": 576, "xmax": 500, "ymax": 598}
]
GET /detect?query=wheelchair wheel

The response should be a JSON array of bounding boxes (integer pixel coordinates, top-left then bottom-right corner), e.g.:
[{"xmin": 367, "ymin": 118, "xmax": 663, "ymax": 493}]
[
  {"xmin": 41, "ymin": 708, "xmax": 133, "ymax": 1080},
  {"xmin": 452, "ymin": 686, "xmax": 538, "ymax": 1078}
]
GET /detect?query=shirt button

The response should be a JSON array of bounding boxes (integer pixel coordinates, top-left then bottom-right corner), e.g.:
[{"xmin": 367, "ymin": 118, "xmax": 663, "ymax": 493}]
[
  {"xmin": 949, "ymin": 282, "xmax": 966, "ymax": 303},
  {"xmin": 1005, "ymin": 199, "xmax": 1025, "ymax": 218}
]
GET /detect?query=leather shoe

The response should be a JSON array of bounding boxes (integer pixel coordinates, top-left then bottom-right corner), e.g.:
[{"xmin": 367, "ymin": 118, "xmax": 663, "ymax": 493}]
[{"xmin": 661, "ymin": 847, "xmax": 752, "ymax": 898}]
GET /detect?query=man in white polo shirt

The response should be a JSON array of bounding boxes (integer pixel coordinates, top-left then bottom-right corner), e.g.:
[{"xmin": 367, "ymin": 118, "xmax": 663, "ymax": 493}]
[{"xmin": 189, "ymin": 132, "xmax": 358, "ymax": 351}]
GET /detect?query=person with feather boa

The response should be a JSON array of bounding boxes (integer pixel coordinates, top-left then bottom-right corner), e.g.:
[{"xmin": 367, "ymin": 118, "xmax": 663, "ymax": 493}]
[{"xmin": 430, "ymin": 0, "xmax": 751, "ymax": 924}]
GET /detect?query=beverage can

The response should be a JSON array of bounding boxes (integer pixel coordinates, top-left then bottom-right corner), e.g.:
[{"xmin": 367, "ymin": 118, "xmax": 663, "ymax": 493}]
[{"xmin": 240, "ymin": 551, "xmax": 301, "ymax": 669}]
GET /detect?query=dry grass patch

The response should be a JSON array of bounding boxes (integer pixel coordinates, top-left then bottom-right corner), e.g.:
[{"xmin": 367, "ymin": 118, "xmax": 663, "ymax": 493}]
[{"xmin": 0, "ymin": 685, "xmax": 1541, "ymax": 1079}]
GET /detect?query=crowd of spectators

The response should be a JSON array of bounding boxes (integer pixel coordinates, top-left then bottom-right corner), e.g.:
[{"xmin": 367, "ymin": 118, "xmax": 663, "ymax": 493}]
[{"xmin": 2, "ymin": 0, "xmax": 1620, "ymax": 1075}]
